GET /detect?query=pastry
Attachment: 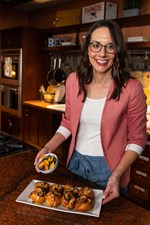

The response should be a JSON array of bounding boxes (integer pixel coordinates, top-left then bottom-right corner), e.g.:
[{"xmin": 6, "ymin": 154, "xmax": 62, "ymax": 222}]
[
  {"xmin": 50, "ymin": 183, "xmax": 64, "ymax": 196},
  {"xmin": 75, "ymin": 195, "xmax": 94, "ymax": 212},
  {"xmin": 61, "ymin": 191, "xmax": 76, "ymax": 210},
  {"xmin": 34, "ymin": 181, "xmax": 50, "ymax": 193},
  {"xmin": 45, "ymin": 191, "xmax": 61, "ymax": 207},
  {"xmin": 63, "ymin": 184, "xmax": 79, "ymax": 198},
  {"xmin": 28, "ymin": 186, "xmax": 46, "ymax": 204},
  {"xmin": 79, "ymin": 186, "xmax": 94, "ymax": 199}
]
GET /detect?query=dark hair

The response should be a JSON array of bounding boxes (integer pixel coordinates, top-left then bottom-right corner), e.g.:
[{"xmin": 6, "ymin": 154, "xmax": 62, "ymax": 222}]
[{"xmin": 76, "ymin": 20, "xmax": 131, "ymax": 101}]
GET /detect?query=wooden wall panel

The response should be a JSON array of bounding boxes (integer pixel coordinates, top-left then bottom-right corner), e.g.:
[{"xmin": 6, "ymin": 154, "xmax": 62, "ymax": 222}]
[{"xmin": 0, "ymin": 6, "xmax": 29, "ymax": 29}]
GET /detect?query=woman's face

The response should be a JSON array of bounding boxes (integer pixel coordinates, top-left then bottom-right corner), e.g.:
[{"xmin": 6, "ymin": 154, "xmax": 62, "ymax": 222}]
[{"xmin": 88, "ymin": 27, "xmax": 115, "ymax": 75}]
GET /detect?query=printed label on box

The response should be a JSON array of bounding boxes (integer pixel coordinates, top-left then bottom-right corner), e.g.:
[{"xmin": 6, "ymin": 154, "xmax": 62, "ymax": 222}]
[{"xmin": 82, "ymin": 1, "xmax": 117, "ymax": 24}]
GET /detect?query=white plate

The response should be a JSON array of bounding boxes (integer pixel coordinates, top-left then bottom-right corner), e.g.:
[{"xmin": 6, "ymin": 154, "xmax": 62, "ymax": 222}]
[{"xmin": 16, "ymin": 180, "xmax": 103, "ymax": 217}]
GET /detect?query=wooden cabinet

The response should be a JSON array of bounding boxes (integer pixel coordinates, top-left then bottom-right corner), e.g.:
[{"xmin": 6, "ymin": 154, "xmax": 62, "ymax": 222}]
[
  {"xmin": 127, "ymin": 144, "xmax": 150, "ymax": 210},
  {"xmin": 1, "ymin": 27, "xmax": 22, "ymax": 49},
  {"xmin": 23, "ymin": 104, "xmax": 69, "ymax": 165},
  {"xmin": 23, "ymin": 105, "xmax": 53, "ymax": 148},
  {"xmin": 0, "ymin": 27, "xmax": 50, "ymax": 139},
  {"xmin": 23, "ymin": 106, "xmax": 39, "ymax": 147},
  {"xmin": 1, "ymin": 111, "xmax": 21, "ymax": 138}
]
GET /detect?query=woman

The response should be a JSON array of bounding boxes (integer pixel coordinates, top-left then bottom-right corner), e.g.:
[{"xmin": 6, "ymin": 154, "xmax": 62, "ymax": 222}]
[{"xmin": 34, "ymin": 20, "xmax": 147, "ymax": 204}]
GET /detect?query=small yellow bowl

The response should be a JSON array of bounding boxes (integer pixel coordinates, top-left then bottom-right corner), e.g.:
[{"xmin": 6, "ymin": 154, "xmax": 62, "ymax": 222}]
[{"xmin": 37, "ymin": 153, "xmax": 58, "ymax": 174}]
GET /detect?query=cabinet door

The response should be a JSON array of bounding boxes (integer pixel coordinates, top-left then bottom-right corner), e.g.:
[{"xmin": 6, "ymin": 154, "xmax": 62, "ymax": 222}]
[
  {"xmin": 23, "ymin": 106, "xmax": 54, "ymax": 148},
  {"xmin": 1, "ymin": 111, "xmax": 21, "ymax": 138},
  {"xmin": 38, "ymin": 110, "xmax": 53, "ymax": 147},
  {"xmin": 23, "ymin": 106, "xmax": 39, "ymax": 146},
  {"xmin": 1, "ymin": 28, "xmax": 22, "ymax": 49}
]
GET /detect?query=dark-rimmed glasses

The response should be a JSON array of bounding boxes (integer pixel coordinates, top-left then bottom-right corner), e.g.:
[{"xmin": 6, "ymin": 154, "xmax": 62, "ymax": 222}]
[{"xmin": 89, "ymin": 41, "xmax": 115, "ymax": 54}]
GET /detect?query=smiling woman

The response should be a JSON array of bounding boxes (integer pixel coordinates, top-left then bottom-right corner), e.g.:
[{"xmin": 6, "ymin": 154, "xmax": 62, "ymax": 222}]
[{"xmin": 34, "ymin": 20, "xmax": 147, "ymax": 206}]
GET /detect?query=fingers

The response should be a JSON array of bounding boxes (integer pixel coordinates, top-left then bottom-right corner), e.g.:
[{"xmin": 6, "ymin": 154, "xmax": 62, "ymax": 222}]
[
  {"xmin": 34, "ymin": 151, "xmax": 44, "ymax": 173},
  {"xmin": 34, "ymin": 152, "xmax": 40, "ymax": 165},
  {"xmin": 34, "ymin": 148, "xmax": 46, "ymax": 165},
  {"xmin": 102, "ymin": 192, "xmax": 118, "ymax": 205},
  {"xmin": 102, "ymin": 184, "xmax": 119, "ymax": 205}
]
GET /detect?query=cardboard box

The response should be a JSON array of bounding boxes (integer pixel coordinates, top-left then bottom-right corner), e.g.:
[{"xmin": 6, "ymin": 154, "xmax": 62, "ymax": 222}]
[
  {"xmin": 82, "ymin": 1, "xmax": 117, "ymax": 24},
  {"xmin": 123, "ymin": 8, "xmax": 140, "ymax": 18},
  {"xmin": 55, "ymin": 9, "xmax": 81, "ymax": 27}
]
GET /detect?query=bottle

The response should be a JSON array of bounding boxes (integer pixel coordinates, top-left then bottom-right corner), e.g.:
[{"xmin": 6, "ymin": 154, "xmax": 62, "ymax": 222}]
[{"xmin": 123, "ymin": 0, "xmax": 129, "ymax": 10}]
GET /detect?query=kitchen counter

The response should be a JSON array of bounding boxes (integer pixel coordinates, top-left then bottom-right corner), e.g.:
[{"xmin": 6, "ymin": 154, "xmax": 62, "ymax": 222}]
[
  {"xmin": 23, "ymin": 100, "xmax": 150, "ymax": 132},
  {"xmin": 24, "ymin": 100, "xmax": 65, "ymax": 112},
  {"xmin": 0, "ymin": 150, "xmax": 150, "ymax": 225}
]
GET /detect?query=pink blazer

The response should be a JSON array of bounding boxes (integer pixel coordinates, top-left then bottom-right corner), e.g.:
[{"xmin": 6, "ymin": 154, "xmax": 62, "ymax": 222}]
[{"xmin": 61, "ymin": 72, "xmax": 147, "ymax": 187}]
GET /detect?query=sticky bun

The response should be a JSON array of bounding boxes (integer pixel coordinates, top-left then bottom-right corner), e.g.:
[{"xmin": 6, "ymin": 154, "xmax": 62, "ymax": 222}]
[
  {"xmin": 79, "ymin": 186, "xmax": 94, "ymax": 199},
  {"xmin": 45, "ymin": 191, "xmax": 61, "ymax": 207},
  {"xmin": 61, "ymin": 191, "xmax": 76, "ymax": 210},
  {"xmin": 29, "ymin": 186, "xmax": 47, "ymax": 204},
  {"xmin": 75, "ymin": 196, "xmax": 94, "ymax": 212}
]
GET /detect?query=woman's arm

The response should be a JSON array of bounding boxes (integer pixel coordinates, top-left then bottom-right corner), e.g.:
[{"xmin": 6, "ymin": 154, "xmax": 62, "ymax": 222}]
[{"xmin": 102, "ymin": 150, "xmax": 138, "ymax": 204}]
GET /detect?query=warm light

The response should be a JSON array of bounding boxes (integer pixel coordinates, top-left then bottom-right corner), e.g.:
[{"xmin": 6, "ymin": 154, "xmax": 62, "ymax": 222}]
[
  {"xmin": 144, "ymin": 88, "xmax": 150, "ymax": 105},
  {"xmin": 33, "ymin": 0, "xmax": 51, "ymax": 3},
  {"xmin": 12, "ymin": 70, "xmax": 16, "ymax": 78}
]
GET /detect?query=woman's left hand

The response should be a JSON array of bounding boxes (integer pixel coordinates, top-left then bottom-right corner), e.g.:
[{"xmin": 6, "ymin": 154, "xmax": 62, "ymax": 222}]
[{"xmin": 102, "ymin": 175, "xmax": 120, "ymax": 205}]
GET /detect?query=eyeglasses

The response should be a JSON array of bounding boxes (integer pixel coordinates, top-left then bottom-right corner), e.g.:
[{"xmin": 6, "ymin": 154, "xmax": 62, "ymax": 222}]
[{"xmin": 89, "ymin": 41, "xmax": 115, "ymax": 54}]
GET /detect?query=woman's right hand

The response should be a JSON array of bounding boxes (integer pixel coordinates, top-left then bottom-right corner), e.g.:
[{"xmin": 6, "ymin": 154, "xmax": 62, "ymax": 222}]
[{"xmin": 34, "ymin": 132, "xmax": 66, "ymax": 172}]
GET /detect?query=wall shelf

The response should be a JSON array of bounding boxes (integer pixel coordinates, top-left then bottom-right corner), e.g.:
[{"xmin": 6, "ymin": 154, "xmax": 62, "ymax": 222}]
[
  {"xmin": 127, "ymin": 42, "xmax": 150, "ymax": 49},
  {"xmin": 43, "ymin": 14, "xmax": 150, "ymax": 35},
  {"xmin": 41, "ymin": 14, "xmax": 150, "ymax": 52},
  {"xmin": 41, "ymin": 45, "xmax": 81, "ymax": 53}
]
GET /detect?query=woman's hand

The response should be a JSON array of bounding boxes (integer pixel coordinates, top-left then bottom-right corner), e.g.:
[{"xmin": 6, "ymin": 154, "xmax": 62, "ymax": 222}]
[
  {"xmin": 102, "ymin": 175, "xmax": 120, "ymax": 205},
  {"xmin": 102, "ymin": 150, "xmax": 139, "ymax": 204},
  {"xmin": 34, "ymin": 145, "xmax": 52, "ymax": 172},
  {"xmin": 34, "ymin": 132, "xmax": 66, "ymax": 173}
]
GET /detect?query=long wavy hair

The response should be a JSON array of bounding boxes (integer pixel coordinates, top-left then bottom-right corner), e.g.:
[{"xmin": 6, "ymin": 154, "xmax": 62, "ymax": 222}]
[{"xmin": 76, "ymin": 20, "xmax": 131, "ymax": 101}]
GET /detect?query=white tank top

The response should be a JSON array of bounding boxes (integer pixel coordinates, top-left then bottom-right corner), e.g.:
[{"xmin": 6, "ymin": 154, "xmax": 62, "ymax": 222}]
[{"xmin": 75, "ymin": 97, "xmax": 106, "ymax": 156}]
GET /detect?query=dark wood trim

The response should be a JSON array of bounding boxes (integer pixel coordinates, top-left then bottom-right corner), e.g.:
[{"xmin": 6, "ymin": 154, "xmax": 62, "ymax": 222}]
[
  {"xmin": 41, "ymin": 45, "xmax": 81, "ymax": 52},
  {"xmin": 127, "ymin": 42, "xmax": 150, "ymax": 49}
]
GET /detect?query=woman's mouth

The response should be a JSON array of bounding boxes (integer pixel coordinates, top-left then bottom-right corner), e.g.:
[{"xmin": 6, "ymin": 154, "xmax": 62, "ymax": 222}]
[{"xmin": 96, "ymin": 59, "xmax": 108, "ymax": 66}]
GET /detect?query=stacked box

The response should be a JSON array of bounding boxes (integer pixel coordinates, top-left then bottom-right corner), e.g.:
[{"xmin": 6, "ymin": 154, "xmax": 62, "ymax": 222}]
[
  {"xmin": 82, "ymin": 1, "xmax": 117, "ymax": 24},
  {"xmin": 55, "ymin": 9, "xmax": 81, "ymax": 27}
]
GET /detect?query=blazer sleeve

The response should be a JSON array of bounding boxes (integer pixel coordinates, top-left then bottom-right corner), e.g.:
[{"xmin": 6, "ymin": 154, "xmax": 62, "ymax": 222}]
[
  {"xmin": 60, "ymin": 73, "xmax": 73, "ymax": 132},
  {"xmin": 127, "ymin": 80, "xmax": 147, "ymax": 148}
]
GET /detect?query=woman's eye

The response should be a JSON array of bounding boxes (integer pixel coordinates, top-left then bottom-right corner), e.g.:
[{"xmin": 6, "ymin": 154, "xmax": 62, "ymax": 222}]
[
  {"xmin": 107, "ymin": 44, "xmax": 114, "ymax": 49},
  {"xmin": 92, "ymin": 43, "xmax": 99, "ymax": 48}
]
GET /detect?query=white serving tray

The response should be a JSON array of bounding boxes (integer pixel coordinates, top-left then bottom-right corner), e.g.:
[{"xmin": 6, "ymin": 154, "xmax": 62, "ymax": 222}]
[{"xmin": 16, "ymin": 179, "xmax": 103, "ymax": 217}]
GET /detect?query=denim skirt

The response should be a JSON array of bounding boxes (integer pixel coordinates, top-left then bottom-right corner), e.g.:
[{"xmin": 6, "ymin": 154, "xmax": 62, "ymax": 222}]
[{"xmin": 68, "ymin": 150, "xmax": 112, "ymax": 188}]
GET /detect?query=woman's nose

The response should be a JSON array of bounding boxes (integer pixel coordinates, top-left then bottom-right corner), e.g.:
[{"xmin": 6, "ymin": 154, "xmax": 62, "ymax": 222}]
[{"xmin": 98, "ymin": 46, "xmax": 107, "ymax": 56}]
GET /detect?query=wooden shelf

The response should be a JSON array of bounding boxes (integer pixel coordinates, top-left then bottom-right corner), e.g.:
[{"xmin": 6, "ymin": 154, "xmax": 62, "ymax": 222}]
[
  {"xmin": 127, "ymin": 42, "xmax": 150, "ymax": 49},
  {"xmin": 41, "ymin": 14, "xmax": 150, "ymax": 52},
  {"xmin": 0, "ymin": 77, "xmax": 20, "ymax": 86},
  {"xmin": 41, "ymin": 45, "xmax": 81, "ymax": 53},
  {"xmin": 116, "ymin": 14, "xmax": 150, "ymax": 28},
  {"xmin": 43, "ymin": 14, "xmax": 150, "ymax": 35}
]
